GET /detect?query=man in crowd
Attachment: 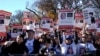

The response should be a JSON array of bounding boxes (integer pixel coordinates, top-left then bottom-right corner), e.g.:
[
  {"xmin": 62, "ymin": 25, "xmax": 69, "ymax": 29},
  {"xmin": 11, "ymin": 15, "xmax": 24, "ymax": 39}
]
[
  {"xmin": 24, "ymin": 30, "xmax": 40, "ymax": 55},
  {"xmin": 60, "ymin": 36, "xmax": 77, "ymax": 56},
  {"xmin": 77, "ymin": 34, "xmax": 96, "ymax": 56}
]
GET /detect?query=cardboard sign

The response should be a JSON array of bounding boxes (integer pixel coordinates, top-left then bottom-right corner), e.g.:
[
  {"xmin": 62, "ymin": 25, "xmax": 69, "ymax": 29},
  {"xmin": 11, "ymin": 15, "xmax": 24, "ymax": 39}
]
[
  {"xmin": 58, "ymin": 9, "xmax": 74, "ymax": 25},
  {"xmin": 40, "ymin": 17, "xmax": 52, "ymax": 32},
  {"xmin": 11, "ymin": 33, "xmax": 20, "ymax": 38},
  {"xmin": 74, "ymin": 12, "xmax": 84, "ymax": 31},
  {"xmin": 58, "ymin": 9, "xmax": 74, "ymax": 34},
  {"xmin": 83, "ymin": 7, "xmax": 95, "ymax": 24},
  {"xmin": 83, "ymin": 7, "xmax": 96, "ymax": 32},
  {"xmin": 0, "ymin": 25, "xmax": 6, "ymax": 32}
]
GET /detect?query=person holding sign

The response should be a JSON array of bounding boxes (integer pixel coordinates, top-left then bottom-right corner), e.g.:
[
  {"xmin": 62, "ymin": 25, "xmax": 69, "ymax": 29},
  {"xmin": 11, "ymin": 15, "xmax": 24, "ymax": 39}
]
[
  {"xmin": 60, "ymin": 36, "xmax": 76, "ymax": 56},
  {"xmin": 77, "ymin": 34, "xmax": 96, "ymax": 56}
]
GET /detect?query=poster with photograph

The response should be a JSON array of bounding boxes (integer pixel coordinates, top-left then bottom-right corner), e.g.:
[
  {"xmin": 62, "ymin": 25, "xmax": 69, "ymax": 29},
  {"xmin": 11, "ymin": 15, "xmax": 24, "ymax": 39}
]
[
  {"xmin": 0, "ymin": 25, "xmax": 6, "ymax": 32},
  {"xmin": 58, "ymin": 9, "xmax": 74, "ymax": 26},
  {"xmin": 40, "ymin": 17, "xmax": 52, "ymax": 32},
  {"xmin": 83, "ymin": 7, "xmax": 96, "ymax": 24},
  {"xmin": 74, "ymin": 12, "xmax": 84, "ymax": 31},
  {"xmin": 58, "ymin": 9, "xmax": 74, "ymax": 35}
]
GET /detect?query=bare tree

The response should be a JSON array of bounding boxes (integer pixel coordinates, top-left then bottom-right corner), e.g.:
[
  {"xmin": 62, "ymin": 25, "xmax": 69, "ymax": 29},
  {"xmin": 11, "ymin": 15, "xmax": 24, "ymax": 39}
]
[
  {"xmin": 91, "ymin": 0, "xmax": 100, "ymax": 9},
  {"xmin": 15, "ymin": 10, "xmax": 23, "ymax": 22},
  {"xmin": 10, "ymin": 10, "xmax": 23, "ymax": 24}
]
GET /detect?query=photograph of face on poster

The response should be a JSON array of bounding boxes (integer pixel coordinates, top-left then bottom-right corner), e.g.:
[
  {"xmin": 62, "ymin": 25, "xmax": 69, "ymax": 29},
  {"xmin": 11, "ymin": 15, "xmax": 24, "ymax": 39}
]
[
  {"xmin": 89, "ymin": 12, "xmax": 95, "ymax": 24},
  {"xmin": 60, "ymin": 13, "xmax": 66, "ymax": 19},
  {"xmin": 67, "ymin": 46, "xmax": 73, "ymax": 54},
  {"xmin": 79, "ymin": 47, "xmax": 86, "ymax": 55}
]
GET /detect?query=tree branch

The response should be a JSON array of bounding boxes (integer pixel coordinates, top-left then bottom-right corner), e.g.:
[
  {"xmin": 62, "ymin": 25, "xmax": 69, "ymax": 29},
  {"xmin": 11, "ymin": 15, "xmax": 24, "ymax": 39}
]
[
  {"xmin": 91, "ymin": 0, "xmax": 100, "ymax": 9},
  {"xmin": 26, "ymin": 7, "xmax": 41, "ymax": 20}
]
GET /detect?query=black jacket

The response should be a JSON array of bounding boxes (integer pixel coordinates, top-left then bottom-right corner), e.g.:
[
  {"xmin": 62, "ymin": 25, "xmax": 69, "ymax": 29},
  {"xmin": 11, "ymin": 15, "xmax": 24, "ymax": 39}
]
[
  {"xmin": 9, "ymin": 42, "xmax": 28, "ymax": 54},
  {"xmin": 1, "ymin": 41, "xmax": 28, "ymax": 55}
]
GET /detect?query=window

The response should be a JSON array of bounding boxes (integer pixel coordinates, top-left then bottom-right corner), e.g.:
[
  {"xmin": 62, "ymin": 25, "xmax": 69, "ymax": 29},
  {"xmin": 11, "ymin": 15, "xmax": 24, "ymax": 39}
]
[
  {"xmin": 67, "ymin": 13, "xmax": 73, "ymax": 17},
  {"xmin": 0, "ymin": 20, "xmax": 4, "ymax": 24}
]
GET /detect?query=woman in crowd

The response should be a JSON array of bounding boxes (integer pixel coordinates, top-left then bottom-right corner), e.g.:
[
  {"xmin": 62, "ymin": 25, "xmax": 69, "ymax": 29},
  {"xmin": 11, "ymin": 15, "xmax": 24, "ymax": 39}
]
[
  {"xmin": 1, "ymin": 34, "xmax": 28, "ymax": 56},
  {"xmin": 60, "ymin": 36, "xmax": 77, "ymax": 56},
  {"xmin": 39, "ymin": 38, "xmax": 54, "ymax": 56},
  {"xmin": 52, "ymin": 37, "xmax": 61, "ymax": 55},
  {"xmin": 1, "ymin": 41, "xmax": 13, "ymax": 56},
  {"xmin": 77, "ymin": 34, "xmax": 96, "ymax": 56},
  {"xmin": 94, "ymin": 37, "xmax": 100, "ymax": 56}
]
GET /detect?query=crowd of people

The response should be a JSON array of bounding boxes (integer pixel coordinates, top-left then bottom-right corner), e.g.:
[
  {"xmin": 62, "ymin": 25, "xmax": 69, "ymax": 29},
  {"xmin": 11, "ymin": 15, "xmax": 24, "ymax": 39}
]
[{"xmin": 0, "ymin": 29, "xmax": 100, "ymax": 56}]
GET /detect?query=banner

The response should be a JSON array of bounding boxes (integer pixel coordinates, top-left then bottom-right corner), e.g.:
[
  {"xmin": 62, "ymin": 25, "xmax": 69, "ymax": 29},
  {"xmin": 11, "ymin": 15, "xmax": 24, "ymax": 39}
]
[
  {"xmin": 83, "ymin": 7, "xmax": 96, "ymax": 32},
  {"xmin": 58, "ymin": 9, "xmax": 74, "ymax": 25},
  {"xmin": 40, "ymin": 17, "xmax": 52, "ymax": 32},
  {"xmin": 74, "ymin": 12, "xmax": 84, "ymax": 31},
  {"xmin": 58, "ymin": 9, "xmax": 74, "ymax": 34},
  {"xmin": 11, "ymin": 33, "xmax": 20, "ymax": 38},
  {"xmin": 83, "ymin": 7, "xmax": 95, "ymax": 24}
]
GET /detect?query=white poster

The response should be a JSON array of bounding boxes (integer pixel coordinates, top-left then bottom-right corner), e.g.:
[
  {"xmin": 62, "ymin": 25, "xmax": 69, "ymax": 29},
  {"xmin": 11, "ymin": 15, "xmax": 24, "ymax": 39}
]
[
  {"xmin": 58, "ymin": 9, "xmax": 74, "ymax": 26},
  {"xmin": 83, "ymin": 7, "xmax": 96, "ymax": 32},
  {"xmin": 23, "ymin": 23, "xmax": 35, "ymax": 31},
  {"xmin": 58, "ymin": 9, "xmax": 74, "ymax": 32},
  {"xmin": 0, "ymin": 25, "xmax": 6, "ymax": 32},
  {"xmin": 41, "ymin": 17, "xmax": 51, "ymax": 29},
  {"xmin": 11, "ymin": 33, "xmax": 20, "ymax": 38},
  {"xmin": 74, "ymin": 12, "xmax": 84, "ymax": 29},
  {"xmin": 4, "ymin": 19, "xmax": 10, "ymax": 26},
  {"xmin": 83, "ymin": 7, "xmax": 95, "ymax": 24}
]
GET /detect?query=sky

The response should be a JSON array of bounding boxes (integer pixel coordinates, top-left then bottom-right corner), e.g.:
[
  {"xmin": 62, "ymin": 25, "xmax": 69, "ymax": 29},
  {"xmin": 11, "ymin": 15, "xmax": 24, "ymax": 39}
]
[{"xmin": 0, "ymin": 0, "xmax": 36, "ymax": 14}]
